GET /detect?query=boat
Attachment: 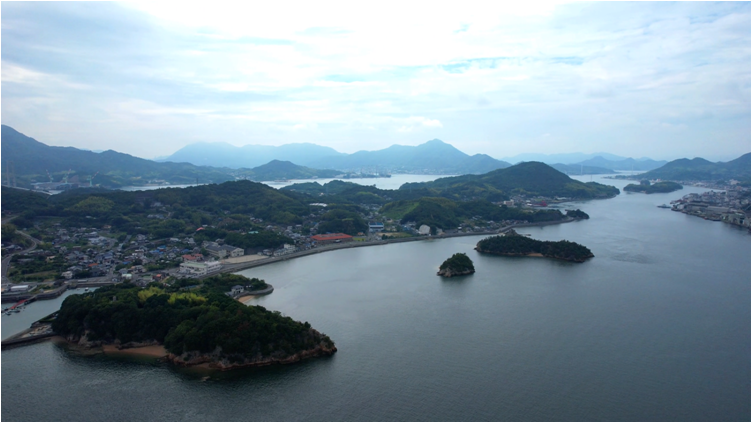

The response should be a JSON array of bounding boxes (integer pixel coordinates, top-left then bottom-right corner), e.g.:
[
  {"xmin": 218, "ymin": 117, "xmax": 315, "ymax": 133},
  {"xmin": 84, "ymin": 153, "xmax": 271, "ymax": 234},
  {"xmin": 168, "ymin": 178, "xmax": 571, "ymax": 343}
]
[
  {"xmin": 84, "ymin": 288, "xmax": 89, "ymax": 292},
  {"xmin": 657, "ymin": 204, "xmax": 671, "ymax": 209}
]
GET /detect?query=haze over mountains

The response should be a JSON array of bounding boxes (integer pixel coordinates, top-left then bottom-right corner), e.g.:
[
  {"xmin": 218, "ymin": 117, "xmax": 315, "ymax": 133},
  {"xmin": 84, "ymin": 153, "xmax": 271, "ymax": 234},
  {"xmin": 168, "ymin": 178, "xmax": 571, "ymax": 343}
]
[
  {"xmin": 2, "ymin": 125, "xmax": 748, "ymax": 191},
  {"xmin": 161, "ymin": 139, "xmax": 512, "ymax": 175},
  {"xmin": 636, "ymin": 153, "xmax": 751, "ymax": 182}
]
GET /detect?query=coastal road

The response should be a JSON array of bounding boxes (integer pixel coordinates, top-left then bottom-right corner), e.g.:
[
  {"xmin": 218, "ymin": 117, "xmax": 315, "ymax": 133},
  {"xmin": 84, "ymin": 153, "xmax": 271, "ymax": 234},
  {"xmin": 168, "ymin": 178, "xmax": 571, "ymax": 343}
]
[{"xmin": 2, "ymin": 227, "xmax": 41, "ymax": 285}]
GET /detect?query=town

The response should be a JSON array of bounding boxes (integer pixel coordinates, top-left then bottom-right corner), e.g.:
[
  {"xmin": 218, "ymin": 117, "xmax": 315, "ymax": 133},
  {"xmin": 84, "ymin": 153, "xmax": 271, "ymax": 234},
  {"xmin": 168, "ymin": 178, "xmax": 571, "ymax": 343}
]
[
  {"xmin": 670, "ymin": 185, "xmax": 751, "ymax": 228},
  {"xmin": 1, "ymin": 194, "xmax": 569, "ymax": 305}
]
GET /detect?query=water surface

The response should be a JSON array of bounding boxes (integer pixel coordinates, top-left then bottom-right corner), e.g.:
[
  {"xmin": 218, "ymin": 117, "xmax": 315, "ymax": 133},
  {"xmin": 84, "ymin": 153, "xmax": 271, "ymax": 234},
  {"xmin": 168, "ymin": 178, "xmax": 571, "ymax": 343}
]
[{"xmin": 2, "ymin": 180, "xmax": 749, "ymax": 421}]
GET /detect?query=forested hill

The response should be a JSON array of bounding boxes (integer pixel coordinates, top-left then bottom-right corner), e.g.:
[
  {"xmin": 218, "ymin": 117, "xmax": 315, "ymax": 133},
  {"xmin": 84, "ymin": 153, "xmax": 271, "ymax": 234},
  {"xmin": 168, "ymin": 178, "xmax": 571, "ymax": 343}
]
[
  {"xmin": 52, "ymin": 278, "xmax": 336, "ymax": 368},
  {"xmin": 400, "ymin": 161, "xmax": 620, "ymax": 201},
  {"xmin": 2, "ymin": 179, "xmax": 314, "ymax": 233},
  {"xmin": 1, "ymin": 125, "xmax": 235, "ymax": 188},
  {"xmin": 635, "ymin": 153, "xmax": 751, "ymax": 183},
  {"xmin": 245, "ymin": 160, "xmax": 340, "ymax": 181}
]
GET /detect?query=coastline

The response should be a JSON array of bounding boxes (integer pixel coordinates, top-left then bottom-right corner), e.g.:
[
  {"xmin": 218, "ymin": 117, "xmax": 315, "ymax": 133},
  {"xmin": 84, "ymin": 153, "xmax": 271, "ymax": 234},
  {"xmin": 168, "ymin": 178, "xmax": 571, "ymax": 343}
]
[{"xmin": 206, "ymin": 217, "xmax": 582, "ymax": 278}]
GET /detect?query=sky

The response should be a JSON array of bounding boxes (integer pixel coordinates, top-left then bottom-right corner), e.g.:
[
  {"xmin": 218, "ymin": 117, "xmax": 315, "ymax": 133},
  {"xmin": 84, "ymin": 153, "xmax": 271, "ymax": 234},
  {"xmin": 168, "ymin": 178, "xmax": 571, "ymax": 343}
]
[{"xmin": 2, "ymin": 1, "xmax": 750, "ymax": 162}]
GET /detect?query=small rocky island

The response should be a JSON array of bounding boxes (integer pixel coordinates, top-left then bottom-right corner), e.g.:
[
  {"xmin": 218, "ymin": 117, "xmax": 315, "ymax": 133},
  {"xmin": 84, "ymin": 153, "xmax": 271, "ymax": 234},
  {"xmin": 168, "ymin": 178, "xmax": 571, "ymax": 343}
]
[
  {"xmin": 437, "ymin": 253, "xmax": 475, "ymax": 277},
  {"xmin": 52, "ymin": 275, "xmax": 336, "ymax": 370},
  {"xmin": 624, "ymin": 180, "xmax": 683, "ymax": 194},
  {"xmin": 475, "ymin": 231, "xmax": 594, "ymax": 263}
]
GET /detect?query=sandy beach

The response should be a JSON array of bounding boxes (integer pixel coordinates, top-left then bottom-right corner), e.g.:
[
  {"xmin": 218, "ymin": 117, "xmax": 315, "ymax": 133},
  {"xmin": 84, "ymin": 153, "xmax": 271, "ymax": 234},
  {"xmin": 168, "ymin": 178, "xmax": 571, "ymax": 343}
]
[
  {"xmin": 237, "ymin": 295, "xmax": 256, "ymax": 304},
  {"xmin": 101, "ymin": 344, "xmax": 168, "ymax": 358}
]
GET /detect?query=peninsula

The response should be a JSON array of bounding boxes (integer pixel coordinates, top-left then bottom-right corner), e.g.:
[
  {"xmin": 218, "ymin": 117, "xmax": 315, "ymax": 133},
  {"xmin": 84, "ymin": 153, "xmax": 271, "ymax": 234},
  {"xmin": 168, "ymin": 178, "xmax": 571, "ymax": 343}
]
[
  {"xmin": 623, "ymin": 180, "xmax": 683, "ymax": 194},
  {"xmin": 437, "ymin": 253, "xmax": 475, "ymax": 277},
  {"xmin": 51, "ymin": 275, "xmax": 336, "ymax": 370},
  {"xmin": 475, "ymin": 231, "xmax": 594, "ymax": 263}
]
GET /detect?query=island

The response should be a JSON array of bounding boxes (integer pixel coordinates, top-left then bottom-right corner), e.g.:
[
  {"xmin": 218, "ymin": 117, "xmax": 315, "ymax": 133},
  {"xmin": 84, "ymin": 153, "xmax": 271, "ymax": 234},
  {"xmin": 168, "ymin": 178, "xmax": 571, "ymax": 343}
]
[
  {"xmin": 475, "ymin": 231, "xmax": 594, "ymax": 263},
  {"xmin": 623, "ymin": 180, "xmax": 683, "ymax": 194},
  {"xmin": 51, "ymin": 274, "xmax": 336, "ymax": 370},
  {"xmin": 437, "ymin": 253, "xmax": 475, "ymax": 277}
]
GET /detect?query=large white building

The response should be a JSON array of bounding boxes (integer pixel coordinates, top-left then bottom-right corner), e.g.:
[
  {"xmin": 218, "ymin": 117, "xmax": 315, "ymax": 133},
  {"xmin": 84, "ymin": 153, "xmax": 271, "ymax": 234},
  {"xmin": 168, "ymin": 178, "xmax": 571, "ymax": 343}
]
[{"xmin": 179, "ymin": 260, "xmax": 221, "ymax": 277}]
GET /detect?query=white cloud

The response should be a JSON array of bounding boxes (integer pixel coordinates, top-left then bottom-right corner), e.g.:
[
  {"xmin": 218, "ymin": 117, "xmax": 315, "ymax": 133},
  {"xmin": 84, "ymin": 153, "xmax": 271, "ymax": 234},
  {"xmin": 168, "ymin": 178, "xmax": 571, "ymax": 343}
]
[{"xmin": 2, "ymin": 2, "xmax": 749, "ymax": 159}]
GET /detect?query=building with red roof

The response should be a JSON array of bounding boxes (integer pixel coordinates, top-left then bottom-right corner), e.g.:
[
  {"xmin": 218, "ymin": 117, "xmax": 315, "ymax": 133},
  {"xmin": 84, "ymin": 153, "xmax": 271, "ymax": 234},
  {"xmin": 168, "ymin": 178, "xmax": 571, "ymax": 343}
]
[{"xmin": 311, "ymin": 233, "xmax": 353, "ymax": 245}]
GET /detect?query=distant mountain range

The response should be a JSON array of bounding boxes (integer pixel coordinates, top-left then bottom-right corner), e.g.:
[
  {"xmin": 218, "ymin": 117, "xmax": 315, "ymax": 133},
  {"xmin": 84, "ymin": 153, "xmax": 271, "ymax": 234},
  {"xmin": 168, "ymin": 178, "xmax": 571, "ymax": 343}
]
[
  {"xmin": 162, "ymin": 139, "xmax": 511, "ymax": 175},
  {"xmin": 635, "ymin": 153, "xmax": 750, "ymax": 182},
  {"xmin": 159, "ymin": 142, "xmax": 346, "ymax": 169},
  {"xmin": 576, "ymin": 156, "xmax": 667, "ymax": 171},
  {"xmin": 550, "ymin": 163, "xmax": 615, "ymax": 175},
  {"xmin": 0, "ymin": 125, "xmax": 235, "ymax": 189},
  {"xmin": 502, "ymin": 152, "xmax": 629, "ymax": 164},
  {"xmin": 307, "ymin": 139, "xmax": 510, "ymax": 174},
  {"xmin": 502, "ymin": 152, "xmax": 667, "ymax": 171}
]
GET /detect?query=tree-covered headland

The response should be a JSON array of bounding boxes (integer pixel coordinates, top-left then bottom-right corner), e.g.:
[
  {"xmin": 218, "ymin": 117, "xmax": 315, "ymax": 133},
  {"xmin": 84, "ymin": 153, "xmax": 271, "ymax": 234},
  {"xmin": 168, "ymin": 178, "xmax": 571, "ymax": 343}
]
[
  {"xmin": 475, "ymin": 231, "xmax": 594, "ymax": 263},
  {"xmin": 52, "ymin": 274, "xmax": 336, "ymax": 369},
  {"xmin": 623, "ymin": 180, "xmax": 683, "ymax": 194}
]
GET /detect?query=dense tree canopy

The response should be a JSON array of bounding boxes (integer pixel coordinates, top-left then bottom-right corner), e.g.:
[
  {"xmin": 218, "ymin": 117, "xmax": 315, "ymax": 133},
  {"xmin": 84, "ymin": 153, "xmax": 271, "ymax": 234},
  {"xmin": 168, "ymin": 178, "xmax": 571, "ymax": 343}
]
[
  {"xmin": 476, "ymin": 233, "xmax": 594, "ymax": 262},
  {"xmin": 53, "ymin": 276, "xmax": 334, "ymax": 360}
]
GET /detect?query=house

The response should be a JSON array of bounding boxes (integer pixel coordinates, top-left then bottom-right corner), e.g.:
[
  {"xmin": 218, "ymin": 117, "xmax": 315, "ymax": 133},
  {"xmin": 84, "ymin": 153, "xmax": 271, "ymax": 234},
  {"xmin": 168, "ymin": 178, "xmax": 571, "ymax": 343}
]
[
  {"xmin": 230, "ymin": 285, "xmax": 244, "ymax": 296},
  {"xmin": 418, "ymin": 225, "xmax": 431, "ymax": 235}
]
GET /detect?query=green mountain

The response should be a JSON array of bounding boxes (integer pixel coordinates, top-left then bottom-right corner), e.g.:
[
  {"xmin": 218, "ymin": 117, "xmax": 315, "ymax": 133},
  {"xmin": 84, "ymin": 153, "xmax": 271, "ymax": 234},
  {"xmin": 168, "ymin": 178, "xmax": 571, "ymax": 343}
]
[
  {"xmin": 308, "ymin": 139, "xmax": 511, "ymax": 174},
  {"xmin": 240, "ymin": 160, "xmax": 340, "ymax": 181},
  {"xmin": 636, "ymin": 153, "xmax": 750, "ymax": 182},
  {"xmin": 1, "ymin": 125, "xmax": 235, "ymax": 189},
  {"xmin": 400, "ymin": 161, "xmax": 620, "ymax": 201}
]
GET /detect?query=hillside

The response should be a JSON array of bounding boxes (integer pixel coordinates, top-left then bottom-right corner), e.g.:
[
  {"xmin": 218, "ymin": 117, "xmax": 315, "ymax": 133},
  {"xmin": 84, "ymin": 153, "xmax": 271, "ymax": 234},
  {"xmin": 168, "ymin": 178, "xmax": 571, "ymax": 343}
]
[
  {"xmin": 636, "ymin": 153, "xmax": 751, "ymax": 182},
  {"xmin": 161, "ymin": 142, "xmax": 346, "ymax": 169},
  {"xmin": 242, "ymin": 160, "xmax": 340, "ymax": 181},
  {"xmin": 307, "ymin": 139, "xmax": 511, "ymax": 174},
  {"xmin": 0, "ymin": 125, "xmax": 235, "ymax": 189},
  {"xmin": 400, "ymin": 162, "xmax": 620, "ymax": 201}
]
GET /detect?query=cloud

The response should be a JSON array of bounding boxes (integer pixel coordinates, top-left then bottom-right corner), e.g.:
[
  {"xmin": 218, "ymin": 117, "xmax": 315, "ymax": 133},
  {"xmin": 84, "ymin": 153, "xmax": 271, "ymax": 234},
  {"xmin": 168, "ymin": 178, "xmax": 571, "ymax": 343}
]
[{"xmin": 1, "ymin": 1, "xmax": 749, "ymax": 160}]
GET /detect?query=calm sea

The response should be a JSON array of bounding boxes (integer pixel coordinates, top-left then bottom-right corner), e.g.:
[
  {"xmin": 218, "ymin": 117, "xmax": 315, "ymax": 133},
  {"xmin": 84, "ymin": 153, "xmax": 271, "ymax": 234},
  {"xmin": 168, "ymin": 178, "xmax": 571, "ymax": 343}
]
[
  {"xmin": 119, "ymin": 174, "xmax": 449, "ymax": 192},
  {"xmin": 2, "ymin": 176, "xmax": 749, "ymax": 421}
]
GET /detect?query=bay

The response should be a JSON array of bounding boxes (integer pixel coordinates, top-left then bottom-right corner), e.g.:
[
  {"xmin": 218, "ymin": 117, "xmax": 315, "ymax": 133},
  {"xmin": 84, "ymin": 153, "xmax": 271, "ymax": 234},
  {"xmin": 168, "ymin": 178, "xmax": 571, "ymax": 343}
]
[
  {"xmin": 2, "ymin": 177, "xmax": 749, "ymax": 421},
  {"xmin": 117, "ymin": 174, "xmax": 449, "ymax": 192}
]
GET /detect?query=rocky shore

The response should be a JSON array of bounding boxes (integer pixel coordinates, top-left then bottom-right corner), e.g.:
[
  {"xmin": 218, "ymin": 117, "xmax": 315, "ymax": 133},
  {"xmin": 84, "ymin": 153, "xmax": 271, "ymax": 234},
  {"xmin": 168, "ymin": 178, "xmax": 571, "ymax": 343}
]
[
  {"xmin": 62, "ymin": 330, "xmax": 336, "ymax": 371},
  {"xmin": 436, "ymin": 268, "xmax": 475, "ymax": 277},
  {"xmin": 167, "ymin": 336, "xmax": 337, "ymax": 371},
  {"xmin": 474, "ymin": 246, "xmax": 593, "ymax": 263}
]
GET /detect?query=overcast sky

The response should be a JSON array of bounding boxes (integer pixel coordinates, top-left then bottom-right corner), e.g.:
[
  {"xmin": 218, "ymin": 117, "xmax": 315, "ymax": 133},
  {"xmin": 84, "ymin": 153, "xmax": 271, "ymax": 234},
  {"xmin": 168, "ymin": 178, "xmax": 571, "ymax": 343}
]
[{"xmin": 2, "ymin": 1, "xmax": 750, "ymax": 161}]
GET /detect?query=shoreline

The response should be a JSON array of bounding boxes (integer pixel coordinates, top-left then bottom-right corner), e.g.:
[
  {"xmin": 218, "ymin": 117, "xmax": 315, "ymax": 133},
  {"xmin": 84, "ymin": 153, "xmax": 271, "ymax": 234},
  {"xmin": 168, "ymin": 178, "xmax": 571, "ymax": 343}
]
[{"xmin": 208, "ymin": 217, "xmax": 582, "ymax": 278}]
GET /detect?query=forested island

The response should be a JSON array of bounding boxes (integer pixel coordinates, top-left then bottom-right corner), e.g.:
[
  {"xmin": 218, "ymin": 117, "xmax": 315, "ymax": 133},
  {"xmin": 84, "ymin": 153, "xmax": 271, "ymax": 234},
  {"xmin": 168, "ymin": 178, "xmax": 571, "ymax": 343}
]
[
  {"xmin": 437, "ymin": 253, "xmax": 475, "ymax": 277},
  {"xmin": 623, "ymin": 180, "xmax": 683, "ymax": 194},
  {"xmin": 52, "ymin": 274, "xmax": 337, "ymax": 370},
  {"xmin": 475, "ymin": 231, "xmax": 594, "ymax": 263}
]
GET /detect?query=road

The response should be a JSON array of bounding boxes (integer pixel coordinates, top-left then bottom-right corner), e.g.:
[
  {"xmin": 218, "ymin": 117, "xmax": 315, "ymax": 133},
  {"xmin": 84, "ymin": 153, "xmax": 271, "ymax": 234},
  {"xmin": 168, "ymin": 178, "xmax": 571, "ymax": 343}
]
[{"xmin": 2, "ymin": 219, "xmax": 41, "ymax": 285}]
